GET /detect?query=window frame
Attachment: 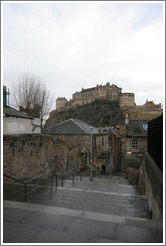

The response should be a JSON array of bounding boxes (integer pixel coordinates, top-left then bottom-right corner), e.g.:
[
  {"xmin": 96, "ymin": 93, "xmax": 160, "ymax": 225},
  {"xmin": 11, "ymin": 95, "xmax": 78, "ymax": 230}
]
[{"xmin": 131, "ymin": 139, "xmax": 138, "ymax": 151}]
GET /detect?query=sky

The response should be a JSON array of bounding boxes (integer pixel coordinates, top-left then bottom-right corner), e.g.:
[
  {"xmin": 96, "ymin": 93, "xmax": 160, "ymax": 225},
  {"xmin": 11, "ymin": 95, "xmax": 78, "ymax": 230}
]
[{"xmin": 2, "ymin": 1, "xmax": 165, "ymax": 111}]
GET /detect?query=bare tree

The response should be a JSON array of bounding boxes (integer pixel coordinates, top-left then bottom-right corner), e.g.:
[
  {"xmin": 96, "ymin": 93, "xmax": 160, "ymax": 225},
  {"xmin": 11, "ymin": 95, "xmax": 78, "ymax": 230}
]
[{"xmin": 12, "ymin": 73, "xmax": 53, "ymax": 126}]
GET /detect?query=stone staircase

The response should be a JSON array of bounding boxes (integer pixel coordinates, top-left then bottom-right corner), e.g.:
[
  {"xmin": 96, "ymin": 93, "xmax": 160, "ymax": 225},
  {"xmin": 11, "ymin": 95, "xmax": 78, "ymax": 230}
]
[{"xmin": 3, "ymin": 172, "xmax": 163, "ymax": 243}]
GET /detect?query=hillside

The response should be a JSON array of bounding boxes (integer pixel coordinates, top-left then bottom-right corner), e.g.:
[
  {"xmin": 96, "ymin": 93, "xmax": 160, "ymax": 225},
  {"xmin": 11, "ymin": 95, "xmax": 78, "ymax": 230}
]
[{"xmin": 44, "ymin": 99, "xmax": 125, "ymax": 129}]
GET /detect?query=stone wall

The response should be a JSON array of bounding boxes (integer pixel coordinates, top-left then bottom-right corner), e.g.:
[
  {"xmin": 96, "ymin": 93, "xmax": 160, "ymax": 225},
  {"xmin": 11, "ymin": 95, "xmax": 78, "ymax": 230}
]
[
  {"xmin": 3, "ymin": 134, "xmax": 85, "ymax": 180},
  {"xmin": 125, "ymin": 137, "xmax": 147, "ymax": 154},
  {"xmin": 55, "ymin": 83, "xmax": 127, "ymax": 110},
  {"xmin": 3, "ymin": 133, "xmax": 109, "ymax": 180},
  {"xmin": 4, "ymin": 134, "xmax": 55, "ymax": 180},
  {"xmin": 139, "ymin": 152, "xmax": 163, "ymax": 220},
  {"xmin": 120, "ymin": 93, "xmax": 135, "ymax": 108}
]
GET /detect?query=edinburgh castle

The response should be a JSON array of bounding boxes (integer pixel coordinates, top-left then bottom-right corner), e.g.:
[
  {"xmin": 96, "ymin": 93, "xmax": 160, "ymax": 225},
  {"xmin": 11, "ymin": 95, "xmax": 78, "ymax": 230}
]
[{"xmin": 55, "ymin": 82, "xmax": 162, "ymax": 114}]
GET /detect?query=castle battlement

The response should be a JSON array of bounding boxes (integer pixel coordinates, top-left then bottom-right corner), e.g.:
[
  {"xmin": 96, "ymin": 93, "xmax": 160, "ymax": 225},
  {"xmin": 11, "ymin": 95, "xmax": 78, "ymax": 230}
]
[
  {"xmin": 55, "ymin": 83, "xmax": 162, "ymax": 115},
  {"xmin": 56, "ymin": 82, "xmax": 136, "ymax": 110}
]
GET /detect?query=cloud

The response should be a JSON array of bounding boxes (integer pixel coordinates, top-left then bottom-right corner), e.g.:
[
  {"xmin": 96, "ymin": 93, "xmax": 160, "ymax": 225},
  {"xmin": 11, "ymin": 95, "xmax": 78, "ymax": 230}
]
[{"xmin": 2, "ymin": 1, "xmax": 164, "ymax": 109}]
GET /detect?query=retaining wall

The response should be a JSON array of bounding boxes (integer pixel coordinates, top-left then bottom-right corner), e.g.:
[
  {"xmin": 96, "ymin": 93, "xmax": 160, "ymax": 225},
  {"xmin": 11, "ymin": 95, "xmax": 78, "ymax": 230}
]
[
  {"xmin": 139, "ymin": 152, "xmax": 163, "ymax": 220},
  {"xmin": 3, "ymin": 134, "xmax": 88, "ymax": 180}
]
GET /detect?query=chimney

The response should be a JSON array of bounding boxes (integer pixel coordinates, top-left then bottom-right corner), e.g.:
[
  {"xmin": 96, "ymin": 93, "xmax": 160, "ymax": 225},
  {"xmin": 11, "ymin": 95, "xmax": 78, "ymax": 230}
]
[{"xmin": 125, "ymin": 112, "xmax": 129, "ymax": 125}]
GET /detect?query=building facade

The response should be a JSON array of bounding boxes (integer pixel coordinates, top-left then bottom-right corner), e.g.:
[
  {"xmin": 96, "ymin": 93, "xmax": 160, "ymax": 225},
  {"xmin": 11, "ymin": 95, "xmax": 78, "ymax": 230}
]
[
  {"xmin": 3, "ymin": 85, "xmax": 41, "ymax": 135},
  {"xmin": 124, "ymin": 117, "xmax": 149, "ymax": 156},
  {"xmin": 43, "ymin": 118, "xmax": 110, "ymax": 172}
]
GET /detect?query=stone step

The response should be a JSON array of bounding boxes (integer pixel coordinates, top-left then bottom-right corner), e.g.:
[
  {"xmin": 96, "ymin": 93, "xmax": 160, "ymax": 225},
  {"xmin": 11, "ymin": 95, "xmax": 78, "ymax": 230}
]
[
  {"xmin": 4, "ymin": 182, "xmax": 149, "ymax": 219},
  {"xmin": 3, "ymin": 200, "xmax": 163, "ymax": 243},
  {"xmin": 3, "ymin": 173, "xmax": 163, "ymax": 243},
  {"xmin": 4, "ymin": 173, "xmax": 149, "ymax": 219}
]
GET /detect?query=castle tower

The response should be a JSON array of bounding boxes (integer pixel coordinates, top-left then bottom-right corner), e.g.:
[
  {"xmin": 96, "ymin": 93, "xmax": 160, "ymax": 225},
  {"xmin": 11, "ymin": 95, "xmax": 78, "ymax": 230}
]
[
  {"xmin": 120, "ymin": 93, "xmax": 135, "ymax": 108},
  {"xmin": 56, "ymin": 97, "xmax": 68, "ymax": 110}
]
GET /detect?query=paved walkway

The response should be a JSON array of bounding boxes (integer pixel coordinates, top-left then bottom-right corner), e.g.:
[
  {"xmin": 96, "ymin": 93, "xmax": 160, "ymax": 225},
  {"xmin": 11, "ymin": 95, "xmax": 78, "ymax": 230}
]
[{"xmin": 3, "ymin": 173, "xmax": 163, "ymax": 243}]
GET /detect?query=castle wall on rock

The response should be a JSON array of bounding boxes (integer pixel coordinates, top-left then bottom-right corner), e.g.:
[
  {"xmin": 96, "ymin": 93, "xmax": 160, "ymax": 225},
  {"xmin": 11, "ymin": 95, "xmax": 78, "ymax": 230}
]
[
  {"xmin": 55, "ymin": 83, "xmax": 162, "ymax": 116},
  {"xmin": 134, "ymin": 100, "xmax": 162, "ymax": 113},
  {"xmin": 56, "ymin": 83, "xmax": 135, "ymax": 110}
]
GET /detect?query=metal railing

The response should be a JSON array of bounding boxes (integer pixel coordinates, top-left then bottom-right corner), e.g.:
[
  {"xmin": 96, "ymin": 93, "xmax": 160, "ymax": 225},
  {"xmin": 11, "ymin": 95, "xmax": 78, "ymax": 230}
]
[
  {"xmin": 58, "ymin": 168, "xmax": 83, "ymax": 187},
  {"xmin": 3, "ymin": 168, "xmax": 84, "ymax": 201},
  {"xmin": 93, "ymin": 169, "xmax": 105, "ymax": 177},
  {"xmin": 80, "ymin": 169, "xmax": 90, "ymax": 177},
  {"xmin": 3, "ymin": 170, "xmax": 55, "ymax": 202}
]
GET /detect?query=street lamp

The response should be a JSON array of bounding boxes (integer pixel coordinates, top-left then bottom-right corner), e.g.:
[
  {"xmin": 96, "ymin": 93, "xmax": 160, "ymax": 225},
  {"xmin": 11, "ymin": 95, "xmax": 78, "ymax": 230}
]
[
  {"xmin": 109, "ymin": 146, "xmax": 112, "ymax": 175},
  {"xmin": 90, "ymin": 125, "xmax": 93, "ymax": 181}
]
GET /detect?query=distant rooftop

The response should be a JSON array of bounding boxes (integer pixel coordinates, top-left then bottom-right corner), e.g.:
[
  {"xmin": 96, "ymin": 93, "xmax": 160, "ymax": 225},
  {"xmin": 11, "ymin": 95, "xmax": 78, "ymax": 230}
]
[
  {"xmin": 43, "ymin": 118, "xmax": 99, "ymax": 135},
  {"xmin": 5, "ymin": 106, "xmax": 33, "ymax": 119},
  {"xmin": 127, "ymin": 120, "xmax": 149, "ymax": 137}
]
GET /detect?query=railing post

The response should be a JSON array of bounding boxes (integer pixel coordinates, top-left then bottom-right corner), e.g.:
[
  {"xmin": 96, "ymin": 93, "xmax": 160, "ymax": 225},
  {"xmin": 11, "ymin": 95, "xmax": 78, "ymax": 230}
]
[
  {"xmin": 56, "ymin": 174, "xmax": 58, "ymax": 187},
  {"xmin": 72, "ymin": 169, "xmax": 74, "ymax": 186},
  {"xmin": 62, "ymin": 175, "xmax": 63, "ymax": 187},
  {"xmin": 51, "ymin": 171, "xmax": 53, "ymax": 189},
  {"xmin": 24, "ymin": 183, "xmax": 27, "ymax": 202}
]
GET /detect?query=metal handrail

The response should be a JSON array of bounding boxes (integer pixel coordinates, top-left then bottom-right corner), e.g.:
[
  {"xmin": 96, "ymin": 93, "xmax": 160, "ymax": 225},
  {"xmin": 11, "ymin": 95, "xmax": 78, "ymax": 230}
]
[
  {"xmin": 60, "ymin": 168, "xmax": 75, "ymax": 187},
  {"xmin": 93, "ymin": 169, "xmax": 104, "ymax": 177},
  {"xmin": 58, "ymin": 168, "xmax": 75, "ymax": 176},
  {"xmin": 81, "ymin": 169, "xmax": 90, "ymax": 176},
  {"xmin": 4, "ymin": 167, "xmax": 84, "ymax": 200},
  {"xmin": 58, "ymin": 168, "xmax": 84, "ymax": 187},
  {"xmin": 3, "ymin": 170, "xmax": 55, "ymax": 202},
  {"xmin": 74, "ymin": 170, "xmax": 83, "ymax": 181},
  {"xmin": 25, "ymin": 171, "xmax": 53, "ymax": 184}
]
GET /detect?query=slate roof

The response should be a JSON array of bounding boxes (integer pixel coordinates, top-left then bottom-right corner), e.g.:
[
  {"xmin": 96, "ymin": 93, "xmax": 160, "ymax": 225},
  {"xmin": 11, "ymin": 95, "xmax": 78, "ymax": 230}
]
[
  {"xmin": 5, "ymin": 106, "xmax": 33, "ymax": 119},
  {"xmin": 43, "ymin": 119, "xmax": 99, "ymax": 135},
  {"xmin": 127, "ymin": 120, "xmax": 149, "ymax": 137}
]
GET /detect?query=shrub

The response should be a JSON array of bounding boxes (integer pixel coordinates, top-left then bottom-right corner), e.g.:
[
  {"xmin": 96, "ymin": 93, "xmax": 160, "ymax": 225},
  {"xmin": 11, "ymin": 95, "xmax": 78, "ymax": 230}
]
[
  {"xmin": 126, "ymin": 167, "xmax": 139, "ymax": 186},
  {"xmin": 123, "ymin": 156, "xmax": 140, "ymax": 186},
  {"xmin": 123, "ymin": 156, "xmax": 140, "ymax": 170}
]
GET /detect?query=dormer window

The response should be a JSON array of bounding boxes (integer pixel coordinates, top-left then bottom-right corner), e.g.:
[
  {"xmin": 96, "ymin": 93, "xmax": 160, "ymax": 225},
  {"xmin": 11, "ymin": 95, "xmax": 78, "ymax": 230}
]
[{"xmin": 143, "ymin": 124, "xmax": 148, "ymax": 131}]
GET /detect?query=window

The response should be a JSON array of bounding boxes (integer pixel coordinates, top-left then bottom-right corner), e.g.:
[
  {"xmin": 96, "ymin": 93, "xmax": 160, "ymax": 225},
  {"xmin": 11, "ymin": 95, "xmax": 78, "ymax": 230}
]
[
  {"xmin": 143, "ymin": 124, "xmax": 148, "ymax": 131},
  {"xmin": 131, "ymin": 139, "xmax": 138, "ymax": 150}
]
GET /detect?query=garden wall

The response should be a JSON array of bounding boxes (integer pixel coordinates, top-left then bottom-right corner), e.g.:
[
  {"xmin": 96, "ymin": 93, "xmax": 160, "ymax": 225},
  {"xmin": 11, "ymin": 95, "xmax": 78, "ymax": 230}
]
[{"xmin": 139, "ymin": 152, "xmax": 163, "ymax": 220}]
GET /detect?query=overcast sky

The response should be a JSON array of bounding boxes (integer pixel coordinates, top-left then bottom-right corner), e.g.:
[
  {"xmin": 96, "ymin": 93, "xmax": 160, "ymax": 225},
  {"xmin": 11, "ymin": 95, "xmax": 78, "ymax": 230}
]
[{"xmin": 2, "ymin": 1, "xmax": 165, "ymax": 110}]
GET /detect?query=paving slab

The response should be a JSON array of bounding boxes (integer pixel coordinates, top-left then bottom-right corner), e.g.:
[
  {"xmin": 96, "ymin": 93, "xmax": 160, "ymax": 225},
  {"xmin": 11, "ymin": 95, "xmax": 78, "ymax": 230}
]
[
  {"xmin": 3, "ymin": 173, "xmax": 163, "ymax": 243},
  {"xmin": 3, "ymin": 201, "xmax": 163, "ymax": 243}
]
